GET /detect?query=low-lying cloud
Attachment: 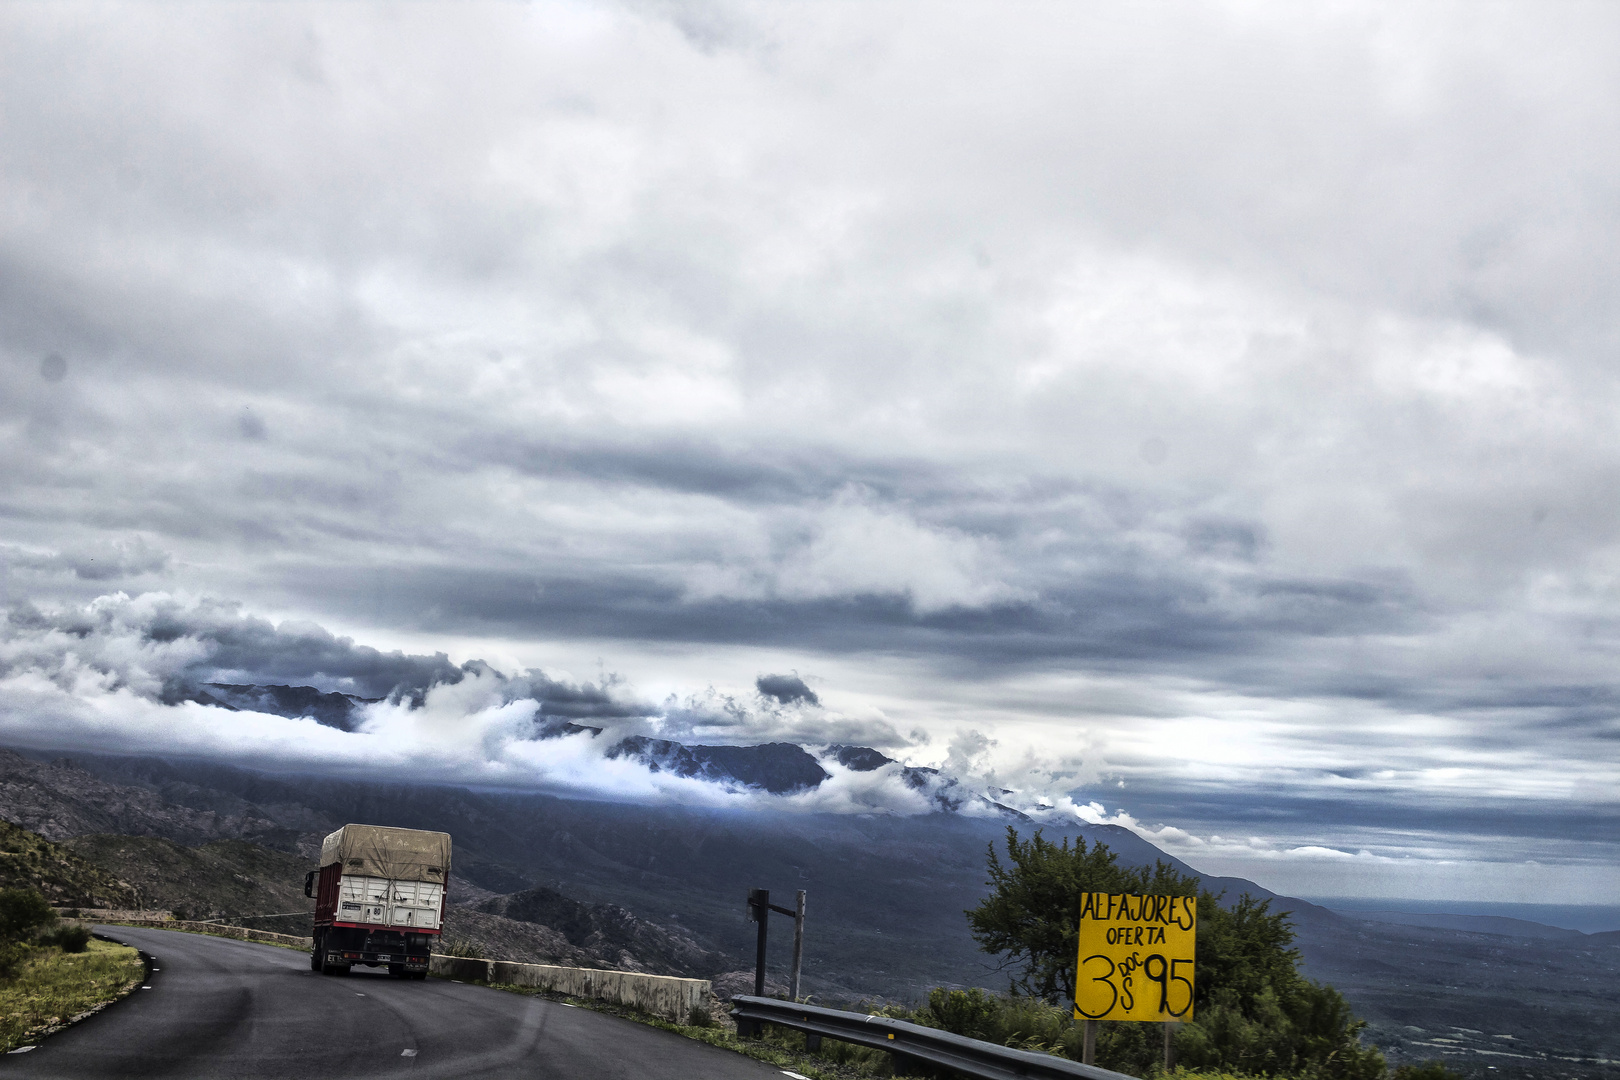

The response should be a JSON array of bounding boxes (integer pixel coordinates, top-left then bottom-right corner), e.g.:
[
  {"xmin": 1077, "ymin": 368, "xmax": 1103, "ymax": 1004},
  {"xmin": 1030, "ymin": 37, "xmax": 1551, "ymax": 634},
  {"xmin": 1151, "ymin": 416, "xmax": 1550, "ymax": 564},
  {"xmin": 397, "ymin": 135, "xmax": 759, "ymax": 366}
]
[{"xmin": 0, "ymin": 592, "xmax": 1024, "ymax": 815}]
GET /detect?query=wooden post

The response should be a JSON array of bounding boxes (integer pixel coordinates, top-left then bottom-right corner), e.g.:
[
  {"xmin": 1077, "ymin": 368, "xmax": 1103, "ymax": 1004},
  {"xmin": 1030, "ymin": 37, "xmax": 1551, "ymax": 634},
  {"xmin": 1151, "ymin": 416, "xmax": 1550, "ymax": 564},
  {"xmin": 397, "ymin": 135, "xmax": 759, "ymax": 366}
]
[
  {"xmin": 1164, "ymin": 1021, "xmax": 1175, "ymax": 1071},
  {"xmin": 752, "ymin": 894, "xmax": 769, "ymax": 998},
  {"xmin": 1083, "ymin": 1019, "xmax": 1097, "ymax": 1065},
  {"xmin": 749, "ymin": 888, "xmax": 769, "ymax": 1038},
  {"xmin": 789, "ymin": 890, "xmax": 806, "ymax": 1001}
]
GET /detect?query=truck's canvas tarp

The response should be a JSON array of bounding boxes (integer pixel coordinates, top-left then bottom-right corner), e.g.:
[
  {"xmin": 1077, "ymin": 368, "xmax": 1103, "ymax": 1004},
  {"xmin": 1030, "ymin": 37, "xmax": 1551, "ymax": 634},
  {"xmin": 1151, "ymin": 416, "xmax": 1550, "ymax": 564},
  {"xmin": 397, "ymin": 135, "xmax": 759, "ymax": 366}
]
[{"xmin": 319, "ymin": 824, "xmax": 451, "ymax": 883}]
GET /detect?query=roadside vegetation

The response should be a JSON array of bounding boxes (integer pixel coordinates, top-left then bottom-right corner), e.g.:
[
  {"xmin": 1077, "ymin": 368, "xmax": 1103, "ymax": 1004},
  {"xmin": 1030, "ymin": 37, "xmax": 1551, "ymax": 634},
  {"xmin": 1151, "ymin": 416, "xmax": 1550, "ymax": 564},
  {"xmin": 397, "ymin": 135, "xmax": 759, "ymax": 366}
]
[
  {"xmin": 654, "ymin": 827, "xmax": 1465, "ymax": 1080},
  {"xmin": 0, "ymin": 886, "xmax": 144, "ymax": 1052}
]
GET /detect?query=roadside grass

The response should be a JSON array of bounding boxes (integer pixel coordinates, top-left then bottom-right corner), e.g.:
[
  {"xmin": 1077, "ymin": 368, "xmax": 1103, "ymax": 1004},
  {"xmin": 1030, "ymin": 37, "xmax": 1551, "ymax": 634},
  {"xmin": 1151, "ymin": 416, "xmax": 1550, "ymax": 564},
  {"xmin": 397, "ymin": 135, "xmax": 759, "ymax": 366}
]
[
  {"xmin": 428, "ymin": 976, "xmax": 1303, "ymax": 1080},
  {"xmin": 427, "ymin": 974, "xmax": 889, "ymax": 1078},
  {"xmin": 0, "ymin": 938, "xmax": 144, "ymax": 1052}
]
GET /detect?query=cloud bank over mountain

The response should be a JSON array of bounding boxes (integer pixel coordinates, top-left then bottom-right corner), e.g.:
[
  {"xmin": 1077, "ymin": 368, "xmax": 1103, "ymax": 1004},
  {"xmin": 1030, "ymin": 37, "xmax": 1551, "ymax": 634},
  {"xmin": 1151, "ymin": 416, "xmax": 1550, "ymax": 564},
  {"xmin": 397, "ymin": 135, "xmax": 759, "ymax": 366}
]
[
  {"xmin": 3, "ymin": 590, "xmax": 1616, "ymax": 904},
  {"xmin": 0, "ymin": 592, "xmax": 1003, "ymax": 816},
  {"xmin": 3, "ymin": 3, "xmax": 1620, "ymax": 901}
]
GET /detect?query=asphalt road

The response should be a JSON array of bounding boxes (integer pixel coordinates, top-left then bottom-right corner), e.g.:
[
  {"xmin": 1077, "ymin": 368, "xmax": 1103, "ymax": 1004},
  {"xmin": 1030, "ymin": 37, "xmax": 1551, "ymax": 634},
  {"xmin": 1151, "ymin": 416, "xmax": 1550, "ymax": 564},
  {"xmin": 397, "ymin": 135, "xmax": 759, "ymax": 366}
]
[{"xmin": 0, "ymin": 926, "xmax": 787, "ymax": 1079}]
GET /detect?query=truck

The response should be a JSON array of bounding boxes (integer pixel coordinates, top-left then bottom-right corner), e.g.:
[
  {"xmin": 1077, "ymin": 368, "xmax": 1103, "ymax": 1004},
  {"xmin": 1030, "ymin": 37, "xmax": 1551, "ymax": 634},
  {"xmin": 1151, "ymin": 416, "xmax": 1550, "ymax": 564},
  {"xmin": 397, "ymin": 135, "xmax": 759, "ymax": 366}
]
[{"xmin": 304, "ymin": 823, "xmax": 451, "ymax": 979}]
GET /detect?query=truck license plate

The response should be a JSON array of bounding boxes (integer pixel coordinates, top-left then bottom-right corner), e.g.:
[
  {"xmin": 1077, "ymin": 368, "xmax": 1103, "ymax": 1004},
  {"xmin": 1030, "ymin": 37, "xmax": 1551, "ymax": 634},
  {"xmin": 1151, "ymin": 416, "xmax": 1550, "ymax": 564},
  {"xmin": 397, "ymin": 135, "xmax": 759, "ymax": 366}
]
[{"xmin": 375, "ymin": 954, "xmax": 391, "ymax": 961}]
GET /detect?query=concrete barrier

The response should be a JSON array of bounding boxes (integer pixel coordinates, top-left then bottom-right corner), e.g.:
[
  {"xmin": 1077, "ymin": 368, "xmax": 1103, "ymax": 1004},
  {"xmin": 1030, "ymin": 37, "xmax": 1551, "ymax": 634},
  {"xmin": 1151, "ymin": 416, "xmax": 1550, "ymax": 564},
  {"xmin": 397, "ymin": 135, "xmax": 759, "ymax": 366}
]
[
  {"xmin": 429, "ymin": 955, "xmax": 709, "ymax": 1022},
  {"xmin": 99, "ymin": 918, "xmax": 313, "ymax": 951}
]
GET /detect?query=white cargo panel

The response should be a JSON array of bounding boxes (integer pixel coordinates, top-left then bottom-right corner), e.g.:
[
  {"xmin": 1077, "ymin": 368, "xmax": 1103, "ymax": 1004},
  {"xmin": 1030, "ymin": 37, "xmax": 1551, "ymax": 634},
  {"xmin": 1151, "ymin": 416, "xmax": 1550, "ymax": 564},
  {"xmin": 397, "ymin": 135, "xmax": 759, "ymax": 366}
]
[{"xmin": 337, "ymin": 875, "xmax": 443, "ymax": 929}]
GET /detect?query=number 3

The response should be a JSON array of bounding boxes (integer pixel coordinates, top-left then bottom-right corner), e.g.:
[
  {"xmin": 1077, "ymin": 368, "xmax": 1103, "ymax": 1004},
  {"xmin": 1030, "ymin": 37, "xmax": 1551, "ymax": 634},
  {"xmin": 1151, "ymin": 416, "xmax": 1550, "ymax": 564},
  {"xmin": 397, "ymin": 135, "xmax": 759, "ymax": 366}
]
[{"xmin": 1076, "ymin": 954, "xmax": 1117, "ymax": 1018}]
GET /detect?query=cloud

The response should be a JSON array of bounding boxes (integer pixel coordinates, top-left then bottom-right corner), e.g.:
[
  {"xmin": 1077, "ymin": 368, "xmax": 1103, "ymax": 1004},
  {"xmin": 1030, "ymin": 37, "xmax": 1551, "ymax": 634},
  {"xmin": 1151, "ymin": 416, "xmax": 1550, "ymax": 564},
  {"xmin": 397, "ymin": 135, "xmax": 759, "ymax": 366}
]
[
  {"xmin": 2, "ymin": 539, "xmax": 170, "ymax": 582},
  {"xmin": 0, "ymin": 592, "xmax": 964, "ymax": 812},
  {"xmin": 1, "ymin": 3, "xmax": 1618, "ymax": 900},
  {"xmin": 755, "ymin": 672, "xmax": 818, "ymax": 706}
]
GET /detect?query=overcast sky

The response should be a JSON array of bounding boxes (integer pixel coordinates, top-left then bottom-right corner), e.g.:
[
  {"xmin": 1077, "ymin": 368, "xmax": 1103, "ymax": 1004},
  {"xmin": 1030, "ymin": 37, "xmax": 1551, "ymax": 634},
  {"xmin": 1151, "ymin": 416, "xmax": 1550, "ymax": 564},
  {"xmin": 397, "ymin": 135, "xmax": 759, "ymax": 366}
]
[{"xmin": 3, "ymin": 2, "xmax": 1619, "ymax": 905}]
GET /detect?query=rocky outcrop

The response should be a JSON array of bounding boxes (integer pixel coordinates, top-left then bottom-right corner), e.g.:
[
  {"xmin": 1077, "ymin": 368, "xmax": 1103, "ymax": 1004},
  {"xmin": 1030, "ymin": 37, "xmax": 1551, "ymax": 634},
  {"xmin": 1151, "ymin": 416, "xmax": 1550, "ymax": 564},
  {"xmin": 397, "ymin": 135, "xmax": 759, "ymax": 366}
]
[{"xmin": 477, "ymin": 886, "xmax": 728, "ymax": 977}]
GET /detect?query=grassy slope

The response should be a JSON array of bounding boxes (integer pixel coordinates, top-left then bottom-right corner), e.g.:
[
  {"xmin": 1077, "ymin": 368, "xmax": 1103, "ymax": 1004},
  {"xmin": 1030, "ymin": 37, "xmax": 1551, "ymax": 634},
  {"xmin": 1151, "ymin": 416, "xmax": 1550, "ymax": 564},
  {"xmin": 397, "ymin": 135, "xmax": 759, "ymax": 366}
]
[
  {"xmin": 0, "ymin": 938, "xmax": 145, "ymax": 1052},
  {"xmin": 0, "ymin": 820, "xmax": 137, "ymax": 909},
  {"xmin": 62, "ymin": 834, "xmax": 313, "ymax": 930}
]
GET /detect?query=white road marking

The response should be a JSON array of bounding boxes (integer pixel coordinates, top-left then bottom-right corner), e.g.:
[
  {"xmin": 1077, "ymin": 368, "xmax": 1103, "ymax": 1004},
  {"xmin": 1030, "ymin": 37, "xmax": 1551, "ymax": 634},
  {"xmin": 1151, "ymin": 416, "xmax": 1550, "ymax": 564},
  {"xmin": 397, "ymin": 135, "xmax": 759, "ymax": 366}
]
[
  {"xmin": 401, "ymin": 1049, "xmax": 418, "ymax": 1057},
  {"xmin": 7, "ymin": 1046, "xmax": 35, "ymax": 1054},
  {"xmin": 355, "ymin": 993, "xmax": 366, "ymax": 997},
  {"xmin": 782, "ymin": 1072, "xmax": 812, "ymax": 1080},
  {"xmin": 141, "ymin": 986, "xmax": 151, "ymax": 990},
  {"xmin": 560, "ymin": 1003, "xmax": 576, "ymax": 1008}
]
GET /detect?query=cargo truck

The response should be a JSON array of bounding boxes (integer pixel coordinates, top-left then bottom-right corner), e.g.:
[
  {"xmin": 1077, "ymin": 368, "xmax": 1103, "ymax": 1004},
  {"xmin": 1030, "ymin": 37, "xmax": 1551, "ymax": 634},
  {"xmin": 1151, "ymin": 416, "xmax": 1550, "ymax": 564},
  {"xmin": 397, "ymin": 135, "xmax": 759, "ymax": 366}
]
[{"xmin": 304, "ymin": 823, "xmax": 450, "ymax": 978}]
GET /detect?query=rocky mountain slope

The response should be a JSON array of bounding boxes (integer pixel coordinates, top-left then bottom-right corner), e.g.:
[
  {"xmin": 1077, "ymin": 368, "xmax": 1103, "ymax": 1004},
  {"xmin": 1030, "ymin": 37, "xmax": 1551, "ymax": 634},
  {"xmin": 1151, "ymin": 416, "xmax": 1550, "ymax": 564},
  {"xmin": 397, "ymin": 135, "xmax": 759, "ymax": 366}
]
[
  {"xmin": 59, "ymin": 834, "xmax": 314, "ymax": 928},
  {"xmin": 0, "ymin": 818, "xmax": 137, "ymax": 909},
  {"xmin": 0, "ymin": 750, "xmax": 308, "ymax": 851},
  {"xmin": 478, "ymin": 886, "xmax": 726, "ymax": 977}
]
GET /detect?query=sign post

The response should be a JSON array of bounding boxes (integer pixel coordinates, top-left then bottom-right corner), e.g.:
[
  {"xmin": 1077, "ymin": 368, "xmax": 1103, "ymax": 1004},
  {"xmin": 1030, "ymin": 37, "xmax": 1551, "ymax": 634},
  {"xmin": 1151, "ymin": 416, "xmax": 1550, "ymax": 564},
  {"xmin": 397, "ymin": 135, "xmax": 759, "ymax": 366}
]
[{"xmin": 1074, "ymin": 893, "xmax": 1196, "ymax": 1067}]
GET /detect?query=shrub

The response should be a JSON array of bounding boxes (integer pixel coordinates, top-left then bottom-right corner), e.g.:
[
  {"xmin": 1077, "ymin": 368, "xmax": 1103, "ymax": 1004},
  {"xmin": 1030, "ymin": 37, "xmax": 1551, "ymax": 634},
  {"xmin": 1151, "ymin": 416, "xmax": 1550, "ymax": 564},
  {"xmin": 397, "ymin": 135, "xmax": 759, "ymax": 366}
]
[
  {"xmin": 0, "ymin": 889, "xmax": 55, "ymax": 943},
  {"xmin": 0, "ymin": 944, "xmax": 27, "ymax": 981},
  {"xmin": 39, "ymin": 924, "xmax": 92, "ymax": 953},
  {"xmin": 965, "ymin": 828, "xmax": 1387, "ymax": 1079},
  {"xmin": 686, "ymin": 1003, "xmax": 715, "ymax": 1028}
]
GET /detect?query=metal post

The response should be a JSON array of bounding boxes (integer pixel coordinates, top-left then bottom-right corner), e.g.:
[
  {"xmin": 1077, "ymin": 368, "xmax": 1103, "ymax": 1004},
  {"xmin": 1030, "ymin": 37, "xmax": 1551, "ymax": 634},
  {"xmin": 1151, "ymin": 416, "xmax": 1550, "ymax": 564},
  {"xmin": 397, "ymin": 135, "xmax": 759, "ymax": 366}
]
[
  {"xmin": 753, "ymin": 889, "xmax": 770, "ymax": 998},
  {"xmin": 1164, "ymin": 1021, "xmax": 1175, "ymax": 1071},
  {"xmin": 1082, "ymin": 1019, "xmax": 1097, "ymax": 1065},
  {"xmin": 789, "ymin": 890, "xmax": 806, "ymax": 1002}
]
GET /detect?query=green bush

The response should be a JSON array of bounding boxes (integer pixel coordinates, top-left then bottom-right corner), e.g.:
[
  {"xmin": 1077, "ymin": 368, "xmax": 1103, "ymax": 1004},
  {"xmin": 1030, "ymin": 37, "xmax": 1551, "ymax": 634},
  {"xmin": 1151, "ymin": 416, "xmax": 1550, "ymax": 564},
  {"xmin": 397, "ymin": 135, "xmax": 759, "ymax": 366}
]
[
  {"xmin": 0, "ymin": 889, "xmax": 55, "ymax": 943},
  {"xmin": 963, "ymin": 828, "xmax": 1388, "ymax": 1079},
  {"xmin": 39, "ymin": 925, "xmax": 92, "ymax": 953},
  {"xmin": 0, "ymin": 943, "xmax": 27, "ymax": 982}
]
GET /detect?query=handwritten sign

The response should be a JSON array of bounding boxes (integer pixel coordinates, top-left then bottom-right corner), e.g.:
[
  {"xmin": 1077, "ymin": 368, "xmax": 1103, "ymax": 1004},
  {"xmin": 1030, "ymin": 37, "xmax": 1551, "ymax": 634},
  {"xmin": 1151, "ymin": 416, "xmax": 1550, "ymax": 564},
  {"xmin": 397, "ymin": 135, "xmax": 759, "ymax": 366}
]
[{"xmin": 1074, "ymin": 893, "xmax": 1196, "ymax": 1021}]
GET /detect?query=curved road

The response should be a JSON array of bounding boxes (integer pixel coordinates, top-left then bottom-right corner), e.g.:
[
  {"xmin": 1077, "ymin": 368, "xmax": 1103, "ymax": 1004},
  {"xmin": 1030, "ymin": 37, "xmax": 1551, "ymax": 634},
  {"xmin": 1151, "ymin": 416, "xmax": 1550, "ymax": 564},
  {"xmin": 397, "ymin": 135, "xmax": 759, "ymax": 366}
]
[{"xmin": 1, "ymin": 926, "xmax": 785, "ymax": 1079}]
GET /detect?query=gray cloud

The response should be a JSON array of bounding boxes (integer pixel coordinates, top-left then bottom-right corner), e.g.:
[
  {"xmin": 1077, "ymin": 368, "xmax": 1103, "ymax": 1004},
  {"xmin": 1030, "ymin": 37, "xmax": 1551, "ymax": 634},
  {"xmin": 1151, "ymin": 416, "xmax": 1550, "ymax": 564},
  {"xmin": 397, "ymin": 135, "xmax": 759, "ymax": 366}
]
[
  {"xmin": 756, "ymin": 673, "xmax": 818, "ymax": 707},
  {"xmin": 0, "ymin": 2, "xmax": 1617, "ymax": 901}
]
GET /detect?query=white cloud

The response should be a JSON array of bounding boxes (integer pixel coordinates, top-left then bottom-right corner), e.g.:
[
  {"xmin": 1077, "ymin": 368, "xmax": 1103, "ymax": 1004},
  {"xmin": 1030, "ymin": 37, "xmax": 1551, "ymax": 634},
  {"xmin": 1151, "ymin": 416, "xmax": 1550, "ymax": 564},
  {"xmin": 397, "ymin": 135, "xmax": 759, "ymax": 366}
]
[{"xmin": 1, "ymin": 2, "xmax": 1618, "ymax": 903}]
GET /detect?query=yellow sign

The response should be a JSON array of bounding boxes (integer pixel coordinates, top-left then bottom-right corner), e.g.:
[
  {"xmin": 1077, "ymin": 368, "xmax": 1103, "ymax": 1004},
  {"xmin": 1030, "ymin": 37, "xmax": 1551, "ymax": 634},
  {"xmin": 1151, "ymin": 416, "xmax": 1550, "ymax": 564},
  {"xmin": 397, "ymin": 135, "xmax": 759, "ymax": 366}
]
[{"xmin": 1074, "ymin": 893, "xmax": 1196, "ymax": 1021}]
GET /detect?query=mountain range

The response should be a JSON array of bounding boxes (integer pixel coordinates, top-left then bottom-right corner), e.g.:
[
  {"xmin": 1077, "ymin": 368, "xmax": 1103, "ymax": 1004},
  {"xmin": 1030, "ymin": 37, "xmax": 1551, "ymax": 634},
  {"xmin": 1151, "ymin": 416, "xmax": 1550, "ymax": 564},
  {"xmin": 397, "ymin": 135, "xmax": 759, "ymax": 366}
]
[{"xmin": 0, "ymin": 682, "xmax": 1615, "ymax": 1079}]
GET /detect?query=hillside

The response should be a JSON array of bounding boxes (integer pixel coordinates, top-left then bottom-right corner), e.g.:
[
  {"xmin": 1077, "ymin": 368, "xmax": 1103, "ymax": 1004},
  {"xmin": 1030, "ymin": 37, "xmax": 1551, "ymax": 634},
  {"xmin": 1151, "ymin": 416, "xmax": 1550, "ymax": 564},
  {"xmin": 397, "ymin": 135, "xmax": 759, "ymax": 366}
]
[
  {"xmin": 60, "ymin": 834, "xmax": 314, "ymax": 930},
  {"xmin": 0, "ymin": 750, "xmax": 308, "ymax": 851},
  {"xmin": 0, "ymin": 819, "xmax": 137, "ymax": 909},
  {"xmin": 478, "ymin": 886, "xmax": 728, "ymax": 977}
]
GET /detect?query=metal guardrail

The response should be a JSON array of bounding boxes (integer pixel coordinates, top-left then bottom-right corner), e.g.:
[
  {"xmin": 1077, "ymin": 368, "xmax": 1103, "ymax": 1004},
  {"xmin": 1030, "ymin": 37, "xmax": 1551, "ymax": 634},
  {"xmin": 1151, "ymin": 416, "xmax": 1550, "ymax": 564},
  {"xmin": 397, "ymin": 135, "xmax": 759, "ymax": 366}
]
[{"xmin": 729, "ymin": 995, "xmax": 1137, "ymax": 1080}]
